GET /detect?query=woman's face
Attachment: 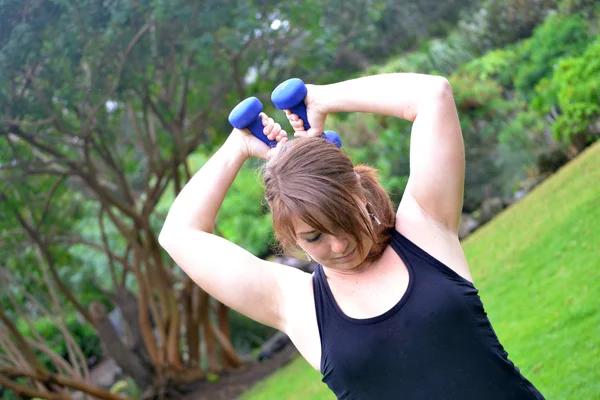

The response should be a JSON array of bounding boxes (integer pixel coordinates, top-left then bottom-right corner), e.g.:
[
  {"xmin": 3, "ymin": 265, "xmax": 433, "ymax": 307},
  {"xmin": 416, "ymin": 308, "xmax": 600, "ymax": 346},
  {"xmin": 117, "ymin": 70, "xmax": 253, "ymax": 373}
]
[{"xmin": 292, "ymin": 215, "xmax": 373, "ymax": 272}]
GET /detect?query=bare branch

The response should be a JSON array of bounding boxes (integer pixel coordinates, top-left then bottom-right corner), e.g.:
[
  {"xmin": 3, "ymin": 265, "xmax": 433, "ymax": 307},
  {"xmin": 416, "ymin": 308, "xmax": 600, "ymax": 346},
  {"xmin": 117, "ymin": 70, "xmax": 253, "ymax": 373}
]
[
  {"xmin": 88, "ymin": 127, "xmax": 135, "ymax": 205},
  {"xmin": 0, "ymin": 374, "xmax": 70, "ymax": 400},
  {"xmin": 5, "ymin": 127, "xmax": 75, "ymax": 173},
  {"xmin": 26, "ymin": 340, "xmax": 76, "ymax": 377},
  {"xmin": 0, "ymin": 366, "xmax": 132, "ymax": 400},
  {"xmin": 0, "ymin": 309, "xmax": 46, "ymax": 374},
  {"xmin": 37, "ymin": 176, "xmax": 68, "ymax": 228},
  {"xmin": 11, "ymin": 208, "xmax": 95, "ymax": 325},
  {"xmin": 99, "ymin": 207, "xmax": 120, "ymax": 288},
  {"xmin": 51, "ymin": 236, "xmax": 130, "ymax": 268},
  {"xmin": 89, "ymin": 22, "xmax": 153, "ymax": 118},
  {"xmin": 0, "ymin": 324, "xmax": 30, "ymax": 370},
  {"xmin": 34, "ymin": 247, "xmax": 90, "ymax": 381},
  {"xmin": 127, "ymin": 101, "xmax": 156, "ymax": 174},
  {"xmin": 2, "ymin": 117, "xmax": 56, "ymax": 128}
]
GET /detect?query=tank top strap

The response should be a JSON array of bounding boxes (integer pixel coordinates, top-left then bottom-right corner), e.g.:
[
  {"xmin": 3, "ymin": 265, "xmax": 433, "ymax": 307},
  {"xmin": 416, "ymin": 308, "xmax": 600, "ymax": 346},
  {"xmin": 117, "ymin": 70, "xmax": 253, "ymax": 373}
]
[
  {"xmin": 312, "ymin": 265, "xmax": 333, "ymax": 337},
  {"xmin": 390, "ymin": 229, "xmax": 474, "ymax": 286}
]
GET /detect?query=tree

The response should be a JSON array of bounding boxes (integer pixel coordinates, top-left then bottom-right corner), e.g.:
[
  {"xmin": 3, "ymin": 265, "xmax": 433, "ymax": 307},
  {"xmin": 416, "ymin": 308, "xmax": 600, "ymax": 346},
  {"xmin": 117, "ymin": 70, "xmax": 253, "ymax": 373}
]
[{"xmin": 0, "ymin": 0, "xmax": 328, "ymax": 397}]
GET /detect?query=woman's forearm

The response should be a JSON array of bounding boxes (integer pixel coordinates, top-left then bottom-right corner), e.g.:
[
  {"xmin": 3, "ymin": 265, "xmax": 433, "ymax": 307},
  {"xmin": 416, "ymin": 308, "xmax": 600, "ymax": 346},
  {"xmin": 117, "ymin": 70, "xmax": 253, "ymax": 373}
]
[
  {"xmin": 317, "ymin": 73, "xmax": 450, "ymax": 122},
  {"xmin": 159, "ymin": 134, "xmax": 247, "ymax": 236}
]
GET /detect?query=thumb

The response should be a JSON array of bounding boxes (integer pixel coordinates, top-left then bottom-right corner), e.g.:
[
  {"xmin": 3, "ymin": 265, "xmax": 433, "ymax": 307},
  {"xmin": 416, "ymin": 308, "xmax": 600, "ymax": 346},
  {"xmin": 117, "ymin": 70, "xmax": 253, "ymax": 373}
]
[{"xmin": 305, "ymin": 127, "xmax": 323, "ymax": 138}]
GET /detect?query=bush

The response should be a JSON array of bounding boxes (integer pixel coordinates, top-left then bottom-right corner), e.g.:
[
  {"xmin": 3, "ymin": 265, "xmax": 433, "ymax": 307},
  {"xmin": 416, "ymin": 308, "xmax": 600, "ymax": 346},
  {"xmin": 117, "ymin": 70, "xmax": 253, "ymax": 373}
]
[
  {"xmin": 458, "ymin": 47, "xmax": 517, "ymax": 88},
  {"xmin": 513, "ymin": 12, "xmax": 591, "ymax": 99},
  {"xmin": 533, "ymin": 36, "xmax": 600, "ymax": 148},
  {"xmin": 218, "ymin": 161, "xmax": 275, "ymax": 257},
  {"xmin": 229, "ymin": 310, "xmax": 277, "ymax": 355},
  {"xmin": 16, "ymin": 315, "xmax": 102, "ymax": 372},
  {"xmin": 558, "ymin": 0, "xmax": 600, "ymax": 23},
  {"xmin": 458, "ymin": 0, "xmax": 556, "ymax": 53}
]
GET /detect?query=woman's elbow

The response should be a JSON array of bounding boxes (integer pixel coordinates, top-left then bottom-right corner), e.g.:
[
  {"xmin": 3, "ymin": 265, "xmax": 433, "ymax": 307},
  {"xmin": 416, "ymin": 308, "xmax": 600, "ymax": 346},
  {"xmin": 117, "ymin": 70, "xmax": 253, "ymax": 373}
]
[
  {"xmin": 432, "ymin": 76, "xmax": 453, "ymax": 100},
  {"xmin": 158, "ymin": 226, "xmax": 177, "ymax": 250}
]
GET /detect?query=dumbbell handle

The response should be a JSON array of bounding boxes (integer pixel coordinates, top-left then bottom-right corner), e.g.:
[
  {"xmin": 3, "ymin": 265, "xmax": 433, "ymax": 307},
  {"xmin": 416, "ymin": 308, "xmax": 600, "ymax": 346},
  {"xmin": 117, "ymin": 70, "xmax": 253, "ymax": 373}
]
[
  {"xmin": 228, "ymin": 97, "xmax": 278, "ymax": 148},
  {"xmin": 272, "ymin": 78, "xmax": 342, "ymax": 148}
]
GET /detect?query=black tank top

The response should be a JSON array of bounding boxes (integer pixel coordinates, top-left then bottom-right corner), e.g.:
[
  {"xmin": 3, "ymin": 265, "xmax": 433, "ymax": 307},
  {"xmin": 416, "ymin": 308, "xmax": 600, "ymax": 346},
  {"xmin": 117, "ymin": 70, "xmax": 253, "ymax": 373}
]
[{"xmin": 312, "ymin": 229, "xmax": 545, "ymax": 400}]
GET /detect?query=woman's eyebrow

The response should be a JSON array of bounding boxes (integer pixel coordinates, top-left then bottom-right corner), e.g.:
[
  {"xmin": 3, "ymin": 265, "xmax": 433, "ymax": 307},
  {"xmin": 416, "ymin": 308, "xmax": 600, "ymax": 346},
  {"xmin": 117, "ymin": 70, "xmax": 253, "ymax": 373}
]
[{"xmin": 297, "ymin": 229, "xmax": 317, "ymax": 235}]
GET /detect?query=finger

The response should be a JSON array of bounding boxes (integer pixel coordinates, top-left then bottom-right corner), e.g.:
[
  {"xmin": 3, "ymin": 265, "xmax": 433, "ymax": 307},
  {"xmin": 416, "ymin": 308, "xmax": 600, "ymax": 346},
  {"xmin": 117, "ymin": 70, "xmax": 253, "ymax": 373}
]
[
  {"xmin": 306, "ymin": 128, "xmax": 321, "ymax": 137},
  {"xmin": 285, "ymin": 111, "xmax": 298, "ymax": 122},
  {"xmin": 263, "ymin": 118, "xmax": 275, "ymax": 139},
  {"xmin": 294, "ymin": 131, "xmax": 308, "ymax": 138},
  {"xmin": 277, "ymin": 137, "xmax": 288, "ymax": 148},
  {"xmin": 265, "ymin": 136, "xmax": 289, "ymax": 160},
  {"xmin": 260, "ymin": 112, "xmax": 269, "ymax": 125},
  {"xmin": 276, "ymin": 129, "xmax": 288, "ymax": 141},
  {"xmin": 269, "ymin": 122, "xmax": 282, "ymax": 140},
  {"xmin": 291, "ymin": 119, "xmax": 305, "ymax": 131}
]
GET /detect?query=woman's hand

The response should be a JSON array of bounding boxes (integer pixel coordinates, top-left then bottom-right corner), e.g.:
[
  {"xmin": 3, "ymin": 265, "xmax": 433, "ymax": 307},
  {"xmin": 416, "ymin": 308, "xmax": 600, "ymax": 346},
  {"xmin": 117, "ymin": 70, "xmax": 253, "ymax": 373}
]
[
  {"xmin": 284, "ymin": 84, "xmax": 329, "ymax": 138},
  {"xmin": 229, "ymin": 112, "xmax": 288, "ymax": 160}
]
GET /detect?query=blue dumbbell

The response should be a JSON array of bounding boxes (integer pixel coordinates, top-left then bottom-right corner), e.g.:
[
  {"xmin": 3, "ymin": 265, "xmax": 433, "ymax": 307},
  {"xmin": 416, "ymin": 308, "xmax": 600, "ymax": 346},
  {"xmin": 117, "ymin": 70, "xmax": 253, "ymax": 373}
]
[
  {"xmin": 271, "ymin": 78, "xmax": 342, "ymax": 148},
  {"xmin": 228, "ymin": 97, "xmax": 278, "ymax": 148}
]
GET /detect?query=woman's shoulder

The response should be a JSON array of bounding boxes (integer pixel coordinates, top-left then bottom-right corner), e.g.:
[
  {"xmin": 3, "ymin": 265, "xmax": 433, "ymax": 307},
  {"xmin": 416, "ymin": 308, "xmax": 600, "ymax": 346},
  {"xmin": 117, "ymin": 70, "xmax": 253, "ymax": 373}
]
[{"xmin": 394, "ymin": 195, "xmax": 473, "ymax": 282}]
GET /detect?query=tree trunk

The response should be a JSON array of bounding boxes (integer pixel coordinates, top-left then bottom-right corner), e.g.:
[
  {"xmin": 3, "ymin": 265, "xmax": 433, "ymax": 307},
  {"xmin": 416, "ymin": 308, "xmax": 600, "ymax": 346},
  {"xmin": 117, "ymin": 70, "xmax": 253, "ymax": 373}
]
[
  {"xmin": 89, "ymin": 302, "xmax": 154, "ymax": 389},
  {"xmin": 111, "ymin": 287, "xmax": 152, "ymax": 365}
]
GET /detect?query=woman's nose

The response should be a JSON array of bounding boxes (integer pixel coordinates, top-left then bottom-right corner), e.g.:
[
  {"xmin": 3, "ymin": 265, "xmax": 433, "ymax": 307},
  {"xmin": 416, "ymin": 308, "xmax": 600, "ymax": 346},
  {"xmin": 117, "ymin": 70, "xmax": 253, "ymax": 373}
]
[{"xmin": 331, "ymin": 236, "xmax": 349, "ymax": 254}]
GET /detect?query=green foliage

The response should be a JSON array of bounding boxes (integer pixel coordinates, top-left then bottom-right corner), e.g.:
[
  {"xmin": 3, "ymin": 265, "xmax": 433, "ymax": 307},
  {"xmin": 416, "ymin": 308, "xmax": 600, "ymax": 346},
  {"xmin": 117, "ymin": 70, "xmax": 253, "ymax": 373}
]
[
  {"xmin": 535, "ymin": 37, "xmax": 600, "ymax": 144},
  {"xmin": 448, "ymin": 62, "xmax": 527, "ymax": 206},
  {"xmin": 330, "ymin": 113, "xmax": 411, "ymax": 206},
  {"xmin": 364, "ymin": 0, "xmax": 480, "ymax": 60},
  {"xmin": 109, "ymin": 377, "xmax": 142, "ymax": 398},
  {"xmin": 458, "ymin": 48, "xmax": 517, "ymax": 87},
  {"xmin": 16, "ymin": 315, "xmax": 101, "ymax": 372},
  {"xmin": 558, "ymin": 0, "xmax": 600, "ymax": 23},
  {"xmin": 458, "ymin": 0, "xmax": 556, "ymax": 54},
  {"xmin": 426, "ymin": 31, "xmax": 477, "ymax": 76},
  {"xmin": 217, "ymin": 161, "xmax": 274, "ymax": 257},
  {"xmin": 496, "ymin": 110, "xmax": 550, "ymax": 189},
  {"xmin": 229, "ymin": 310, "xmax": 277, "ymax": 354},
  {"xmin": 513, "ymin": 13, "xmax": 592, "ymax": 99},
  {"xmin": 553, "ymin": 103, "xmax": 600, "ymax": 144}
]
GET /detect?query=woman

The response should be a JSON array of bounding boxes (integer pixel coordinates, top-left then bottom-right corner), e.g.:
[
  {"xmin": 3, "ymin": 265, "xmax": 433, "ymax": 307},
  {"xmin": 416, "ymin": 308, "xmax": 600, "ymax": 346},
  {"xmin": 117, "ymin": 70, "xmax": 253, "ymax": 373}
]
[{"xmin": 159, "ymin": 73, "xmax": 545, "ymax": 399}]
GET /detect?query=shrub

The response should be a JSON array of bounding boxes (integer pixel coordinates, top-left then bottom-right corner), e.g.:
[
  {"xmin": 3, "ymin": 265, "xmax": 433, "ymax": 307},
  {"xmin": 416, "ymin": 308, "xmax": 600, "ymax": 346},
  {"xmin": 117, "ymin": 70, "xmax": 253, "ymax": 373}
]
[
  {"xmin": 458, "ymin": 0, "xmax": 556, "ymax": 53},
  {"xmin": 513, "ymin": 12, "xmax": 591, "ymax": 99},
  {"xmin": 16, "ymin": 315, "xmax": 102, "ymax": 372},
  {"xmin": 534, "ymin": 37, "xmax": 600, "ymax": 148}
]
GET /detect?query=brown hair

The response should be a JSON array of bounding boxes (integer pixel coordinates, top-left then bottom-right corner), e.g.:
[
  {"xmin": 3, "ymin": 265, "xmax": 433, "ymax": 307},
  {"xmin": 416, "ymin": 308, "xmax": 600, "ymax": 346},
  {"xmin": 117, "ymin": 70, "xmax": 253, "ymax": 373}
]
[{"xmin": 261, "ymin": 137, "xmax": 396, "ymax": 262}]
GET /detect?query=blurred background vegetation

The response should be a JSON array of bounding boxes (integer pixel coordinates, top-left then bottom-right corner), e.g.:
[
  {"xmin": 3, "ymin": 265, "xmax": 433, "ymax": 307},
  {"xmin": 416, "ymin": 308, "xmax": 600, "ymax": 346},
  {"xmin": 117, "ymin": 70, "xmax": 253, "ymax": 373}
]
[{"xmin": 0, "ymin": 0, "xmax": 598, "ymax": 399}]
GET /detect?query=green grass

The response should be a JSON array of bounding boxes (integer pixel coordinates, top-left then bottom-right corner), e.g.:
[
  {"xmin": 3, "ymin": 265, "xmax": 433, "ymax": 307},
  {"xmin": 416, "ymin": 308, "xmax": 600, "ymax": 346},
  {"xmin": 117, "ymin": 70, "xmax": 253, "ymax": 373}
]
[{"xmin": 241, "ymin": 142, "xmax": 600, "ymax": 400}]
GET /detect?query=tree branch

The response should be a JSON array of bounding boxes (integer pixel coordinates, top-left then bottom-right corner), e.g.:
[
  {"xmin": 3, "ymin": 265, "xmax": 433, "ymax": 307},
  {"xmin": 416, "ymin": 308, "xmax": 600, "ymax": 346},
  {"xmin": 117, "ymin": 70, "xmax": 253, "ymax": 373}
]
[
  {"xmin": 0, "ymin": 366, "xmax": 132, "ymax": 400},
  {"xmin": 0, "ymin": 374, "xmax": 70, "ymax": 400},
  {"xmin": 88, "ymin": 126, "xmax": 135, "ymax": 205},
  {"xmin": 89, "ymin": 22, "xmax": 153, "ymax": 118},
  {"xmin": 12, "ymin": 210, "xmax": 95, "ymax": 326},
  {"xmin": 99, "ymin": 207, "xmax": 120, "ymax": 288},
  {"xmin": 51, "ymin": 236, "xmax": 130, "ymax": 268},
  {"xmin": 34, "ymin": 246, "xmax": 90, "ymax": 381},
  {"xmin": 0, "ymin": 309, "xmax": 47, "ymax": 374},
  {"xmin": 37, "ymin": 176, "xmax": 68, "ymax": 228}
]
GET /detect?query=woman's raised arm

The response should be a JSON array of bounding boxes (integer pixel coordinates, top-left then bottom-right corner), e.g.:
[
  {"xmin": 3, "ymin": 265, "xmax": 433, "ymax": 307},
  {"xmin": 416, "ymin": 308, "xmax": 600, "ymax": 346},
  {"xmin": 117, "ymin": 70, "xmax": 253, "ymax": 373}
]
[
  {"xmin": 294, "ymin": 73, "xmax": 465, "ymax": 232},
  {"xmin": 158, "ymin": 115, "xmax": 306, "ymax": 331}
]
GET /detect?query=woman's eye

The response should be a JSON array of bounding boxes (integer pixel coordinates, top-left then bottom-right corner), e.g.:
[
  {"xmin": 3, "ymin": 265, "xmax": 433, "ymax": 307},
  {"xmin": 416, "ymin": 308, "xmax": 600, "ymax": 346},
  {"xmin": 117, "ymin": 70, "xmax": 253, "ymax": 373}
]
[{"xmin": 307, "ymin": 233, "xmax": 322, "ymax": 243}]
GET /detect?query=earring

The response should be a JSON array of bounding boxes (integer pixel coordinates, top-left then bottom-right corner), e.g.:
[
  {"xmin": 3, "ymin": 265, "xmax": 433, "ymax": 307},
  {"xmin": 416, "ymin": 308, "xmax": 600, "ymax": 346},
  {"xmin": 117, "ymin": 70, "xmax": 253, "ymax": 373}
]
[
  {"xmin": 366, "ymin": 202, "xmax": 381, "ymax": 226},
  {"xmin": 370, "ymin": 213, "xmax": 381, "ymax": 226}
]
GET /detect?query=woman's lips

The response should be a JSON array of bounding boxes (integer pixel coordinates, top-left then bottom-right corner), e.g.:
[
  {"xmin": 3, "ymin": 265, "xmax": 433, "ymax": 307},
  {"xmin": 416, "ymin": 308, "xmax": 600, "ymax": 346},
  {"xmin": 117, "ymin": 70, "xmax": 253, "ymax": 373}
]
[{"xmin": 335, "ymin": 248, "xmax": 355, "ymax": 262}]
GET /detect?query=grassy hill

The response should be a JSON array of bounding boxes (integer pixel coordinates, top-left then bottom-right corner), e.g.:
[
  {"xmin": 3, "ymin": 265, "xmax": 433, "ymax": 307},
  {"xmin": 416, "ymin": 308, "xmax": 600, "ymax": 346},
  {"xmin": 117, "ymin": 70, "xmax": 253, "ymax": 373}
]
[{"xmin": 240, "ymin": 141, "xmax": 600, "ymax": 400}]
